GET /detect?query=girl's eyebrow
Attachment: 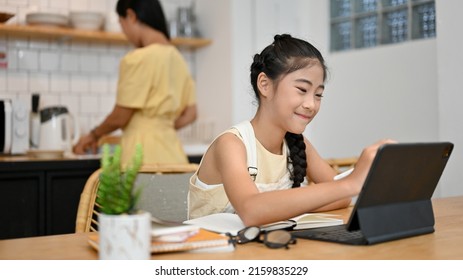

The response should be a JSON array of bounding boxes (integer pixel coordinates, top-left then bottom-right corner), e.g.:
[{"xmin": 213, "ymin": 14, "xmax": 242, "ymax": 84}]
[{"xmin": 295, "ymin": 78, "xmax": 325, "ymax": 89}]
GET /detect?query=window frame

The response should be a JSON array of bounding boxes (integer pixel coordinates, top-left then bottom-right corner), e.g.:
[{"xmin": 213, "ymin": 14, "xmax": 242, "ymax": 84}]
[{"xmin": 329, "ymin": 0, "xmax": 436, "ymax": 52}]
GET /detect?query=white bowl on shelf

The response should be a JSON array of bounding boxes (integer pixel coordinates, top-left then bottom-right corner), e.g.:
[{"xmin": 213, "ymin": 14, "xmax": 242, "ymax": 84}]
[
  {"xmin": 26, "ymin": 12, "xmax": 69, "ymax": 27},
  {"xmin": 69, "ymin": 11, "xmax": 104, "ymax": 31}
]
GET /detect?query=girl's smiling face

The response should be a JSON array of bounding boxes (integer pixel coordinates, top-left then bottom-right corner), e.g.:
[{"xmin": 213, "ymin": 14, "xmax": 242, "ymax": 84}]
[{"xmin": 265, "ymin": 60, "xmax": 325, "ymax": 134}]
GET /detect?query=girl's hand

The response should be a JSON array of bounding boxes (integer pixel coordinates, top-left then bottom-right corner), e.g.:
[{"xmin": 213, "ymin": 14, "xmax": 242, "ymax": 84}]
[{"xmin": 346, "ymin": 139, "xmax": 397, "ymax": 195}]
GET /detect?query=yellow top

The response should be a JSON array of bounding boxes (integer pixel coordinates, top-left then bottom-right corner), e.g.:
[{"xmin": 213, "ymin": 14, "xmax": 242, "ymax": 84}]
[
  {"xmin": 117, "ymin": 44, "xmax": 196, "ymax": 165},
  {"xmin": 188, "ymin": 126, "xmax": 293, "ymax": 219}
]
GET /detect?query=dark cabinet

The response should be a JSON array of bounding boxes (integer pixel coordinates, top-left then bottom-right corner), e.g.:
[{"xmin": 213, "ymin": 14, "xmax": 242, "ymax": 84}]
[
  {"xmin": 0, "ymin": 158, "xmax": 99, "ymax": 239},
  {"xmin": 0, "ymin": 171, "xmax": 45, "ymax": 238}
]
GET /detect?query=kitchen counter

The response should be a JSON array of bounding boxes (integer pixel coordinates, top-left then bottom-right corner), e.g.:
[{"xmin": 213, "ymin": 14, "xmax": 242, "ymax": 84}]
[
  {"xmin": 0, "ymin": 144, "xmax": 207, "ymax": 240},
  {"xmin": 183, "ymin": 143, "xmax": 208, "ymax": 155},
  {"xmin": 0, "ymin": 145, "xmax": 207, "ymax": 163},
  {"xmin": 183, "ymin": 143, "xmax": 208, "ymax": 163},
  {"xmin": 0, "ymin": 146, "xmax": 206, "ymax": 240},
  {"xmin": 0, "ymin": 153, "xmax": 100, "ymax": 163},
  {"xmin": 0, "ymin": 153, "xmax": 99, "ymax": 160}
]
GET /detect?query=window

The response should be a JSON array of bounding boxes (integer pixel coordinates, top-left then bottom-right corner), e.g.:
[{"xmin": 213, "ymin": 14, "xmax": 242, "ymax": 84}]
[{"xmin": 330, "ymin": 0, "xmax": 436, "ymax": 52}]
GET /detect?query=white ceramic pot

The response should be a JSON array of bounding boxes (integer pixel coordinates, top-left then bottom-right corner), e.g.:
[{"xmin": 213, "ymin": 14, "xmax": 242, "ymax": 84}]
[{"xmin": 98, "ymin": 212, "xmax": 151, "ymax": 260}]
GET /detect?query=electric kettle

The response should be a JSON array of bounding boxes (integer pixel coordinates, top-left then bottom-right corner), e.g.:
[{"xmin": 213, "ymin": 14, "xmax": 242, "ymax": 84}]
[{"xmin": 38, "ymin": 106, "xmax": 79, "ymax": 152}]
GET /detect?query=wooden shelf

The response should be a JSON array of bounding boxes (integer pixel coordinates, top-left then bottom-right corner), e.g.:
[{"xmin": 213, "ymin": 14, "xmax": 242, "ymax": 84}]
[
  {"xmin": 170, "ymin": 37, "xmax": 212, "ymax": 49},
  {"xmin": 0, "ymin": 23, "xmax": 212, "ymax": 49}
]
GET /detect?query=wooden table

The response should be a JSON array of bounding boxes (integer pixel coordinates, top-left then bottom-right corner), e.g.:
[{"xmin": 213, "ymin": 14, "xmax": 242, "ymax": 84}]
[{"xmin": 1, "ymin": 196, "xmax": 462, "ymax": 260}]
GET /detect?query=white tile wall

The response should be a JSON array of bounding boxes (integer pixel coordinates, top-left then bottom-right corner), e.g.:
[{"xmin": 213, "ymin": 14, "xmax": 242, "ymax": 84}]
[
  {"xmin": 29, "ymin": 72, "xmax": 49, "ymax": 92},
  {"xmin": 1, "ymin": 0, "xmax": 203, "ymax": 142},
  {"xmin": 61, "ymin": 53, "xmax": 79, "ymax": 72},
  {"xmin": 0, "ymin": 71, "xmax": 6, "ymax": 91},
  {"xmin": 79, "ymin": 53, "xmax": 99, "ymax": 73},
  {"xmin": 70, "ymin": 74, "xmax": 90, "ymax": 93},
  {"xmin": 69, "ymin": 0, "xmax": 90, "ymax": 12},
  {"xmin": 1, "ymin": 0, "xmax": 126, "ymax": 135},
  {"xmin": 89, "ymin": 75, "xmax": 107, "ymax": 93},
  {"xmin": 18, "ymin": 49, "xmax": 39, "ymax": 70},
  {"xmin": 29, "ymin": 38, "xmax": 49, "ymax": 50},
  {"xmin": 7, "ymin": 71, "xmax": 29, "ymax": 91},
  {"xmin": 39, "ymin": 51, "xmax": 60, "ymax": 71},
  {"xmin": 50, "ymin": 73, "xmax": 69, "ymax": 92},
  {"xmin": 99, "ymin": 55, "xmax": 119, "ymax": 74},
  {"xmin": 49, "ymin": 0, "xmax": 69, "ymax": 11}
]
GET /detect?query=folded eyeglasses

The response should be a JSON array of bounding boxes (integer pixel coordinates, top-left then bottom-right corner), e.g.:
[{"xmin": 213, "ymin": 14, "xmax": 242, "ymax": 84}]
[{"xmin": 229, "ymin": 226, "xmax": 297, "ymax": 249}]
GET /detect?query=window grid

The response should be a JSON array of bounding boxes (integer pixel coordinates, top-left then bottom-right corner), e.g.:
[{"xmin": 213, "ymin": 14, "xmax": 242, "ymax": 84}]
[{"xmin": 330, "ymin": 0, "xmax": 435, "ymax": 52}]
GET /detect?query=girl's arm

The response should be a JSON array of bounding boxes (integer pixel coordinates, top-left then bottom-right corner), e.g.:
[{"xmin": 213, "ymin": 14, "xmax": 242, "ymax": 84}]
[
  {"xmin": 304, "ymin": 137, "xmax": 337, "ymax": 183},
  {"xmin": 214, "ymin": 134, "xmax": 393, "ymax": 226},
  {"xmin": 303, "ymin": 137, "xmax": 352, "ymax": 211},
  {"xmin": 93, "ymin": 105, "xmax": 135, "ymax": 136},
  {"xmin": 174, "ymin": 104, "xmax": 197, "ymax": 129}
]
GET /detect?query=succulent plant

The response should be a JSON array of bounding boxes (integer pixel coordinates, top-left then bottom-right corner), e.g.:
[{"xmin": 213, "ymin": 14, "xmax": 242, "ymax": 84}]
[{"xmin": 97, "ymin": 143, "xmax": 143, "ymax": 215}]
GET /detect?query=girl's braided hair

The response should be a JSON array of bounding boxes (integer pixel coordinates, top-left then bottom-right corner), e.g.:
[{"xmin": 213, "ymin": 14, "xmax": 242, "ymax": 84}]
[{"xmin": 249, "ymin": 34, "xmax": 327, "ymax": 187}]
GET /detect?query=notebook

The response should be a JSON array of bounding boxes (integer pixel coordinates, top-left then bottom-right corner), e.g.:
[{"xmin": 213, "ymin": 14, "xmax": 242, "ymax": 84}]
[
  {"xmin": 292, "ymin": 142, "xmax": 454, "ymax": 245},
  {"xmin": 184, "ymin": 212, "xmax": 344, "ymax": 235},
  {"xmin": 88, "ymin": 228, "xmax": 233, "ymax": 254}
]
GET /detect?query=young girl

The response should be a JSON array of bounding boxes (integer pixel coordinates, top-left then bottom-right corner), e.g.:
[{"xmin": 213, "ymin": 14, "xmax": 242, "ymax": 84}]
[
  {"xmin": 73, "ymin": 0, "xmax": 197, "ymax": 166},
  {"xmin": 188, "ymin": 34, "xmax": 394, "ymax": 226}
]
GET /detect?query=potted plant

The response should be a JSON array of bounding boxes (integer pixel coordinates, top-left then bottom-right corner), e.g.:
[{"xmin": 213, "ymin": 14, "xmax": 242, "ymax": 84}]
[{"xmin": 97, "ymin": 143, "xmax": 151, "ymax": 260}]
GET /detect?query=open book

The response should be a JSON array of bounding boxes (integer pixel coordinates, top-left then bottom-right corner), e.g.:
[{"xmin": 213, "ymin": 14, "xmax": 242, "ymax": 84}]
[
  {"xmin": 184, "ymin": 212, "xmax": 343, "ymax": 235},
  {"xmin": 184, "ymin": 213, "xmax": 246, "ymax": 235},
  {"xmin": 261, "ymin": 213, "xmax": 343, "ymax": 231}
]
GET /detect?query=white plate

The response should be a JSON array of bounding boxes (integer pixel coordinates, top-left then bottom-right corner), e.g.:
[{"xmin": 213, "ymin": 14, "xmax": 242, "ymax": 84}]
[
  {"xmin": 26, "ymin": 12, "xmax": 69, "ymax": 27},
  {"xmin": 26, "ymin": 149, "xmax": 65, "ymax": 159}
]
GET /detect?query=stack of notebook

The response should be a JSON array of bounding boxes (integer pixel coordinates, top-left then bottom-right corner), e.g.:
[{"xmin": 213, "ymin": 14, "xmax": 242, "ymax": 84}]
[
  {"xmin": 150, "ymin": 220, "xmax": 233, "ymax": 253},
  {"xmin": 88, "ymin": 217, "xmax": 234, "ymax": 254}
]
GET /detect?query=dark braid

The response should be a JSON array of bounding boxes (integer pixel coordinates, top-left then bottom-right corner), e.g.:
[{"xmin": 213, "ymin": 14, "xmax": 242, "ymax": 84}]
[{"xmin": 285, "ymin": 132, "xmax": 307, "ymax": 188}]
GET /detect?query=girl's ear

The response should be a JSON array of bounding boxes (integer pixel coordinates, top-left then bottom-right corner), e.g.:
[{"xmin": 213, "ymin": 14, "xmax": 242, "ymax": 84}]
[
  {"xmin": 126, "ymin": 8, "xmax": 138, "ymax": 23},
  {"xmin": 257, "ymin": 72, "xmax": 271, "ymax": 98}
]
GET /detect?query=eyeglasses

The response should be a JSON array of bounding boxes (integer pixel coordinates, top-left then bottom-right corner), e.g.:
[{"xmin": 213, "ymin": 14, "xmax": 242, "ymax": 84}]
[{"xmin": 229, "ymin": 226, "xmax": 297, "ymax": 249}]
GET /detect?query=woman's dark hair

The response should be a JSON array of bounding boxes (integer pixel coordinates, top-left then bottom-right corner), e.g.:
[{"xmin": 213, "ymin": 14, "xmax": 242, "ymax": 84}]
[
  {"xmin": 250, "ymin": 34, "xmax": 327, "ymax": 188},
  {"xmin": 116, "ymin": 0, "xmax": 170, "ymax": 39}
]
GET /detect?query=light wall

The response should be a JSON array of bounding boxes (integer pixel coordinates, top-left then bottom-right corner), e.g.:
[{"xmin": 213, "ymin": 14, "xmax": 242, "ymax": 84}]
[
  {"xmin": 307, "ymin": 0, "xmax": 463, "ymax": 198},
  {"xmin": 193, "ymin": 0, "xmax": 233, "ymax": 139},
  {"xmin": 193, "ymin": 0, "xmax": 461, "ymax": 198},
  {"xmin": 312, "ymin": 40, "xmax": 439, "ymax": 157},
  {"xmin": 435, "ymin": 0, "xmax": 463, "ymax": 197}
]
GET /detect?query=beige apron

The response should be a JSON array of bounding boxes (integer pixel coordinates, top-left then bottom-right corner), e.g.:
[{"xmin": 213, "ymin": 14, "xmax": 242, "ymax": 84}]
[{"xmin": 188, "ymin": 121, "xmax": 293, "ymax": 219}]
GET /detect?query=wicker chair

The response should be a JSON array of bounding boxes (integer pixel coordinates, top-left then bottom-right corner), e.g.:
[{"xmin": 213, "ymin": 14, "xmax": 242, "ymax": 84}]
[
  {"xmin": 325, "ymin": 157, "xmax": 358, "ymax": 174},
  {"xmin": 75, "ymin": 163, "xmax": 198, "ymax": 233}
]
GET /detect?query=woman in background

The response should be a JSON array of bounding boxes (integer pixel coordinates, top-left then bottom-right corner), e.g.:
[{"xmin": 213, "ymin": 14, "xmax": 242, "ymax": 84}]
[
  {"xmin": 73, "ymin": 0, "xmax": 197, "ymax": 166},
  {"xmin": 188, "ymin": 34, "xmax": 395, "ymax": 226}
]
